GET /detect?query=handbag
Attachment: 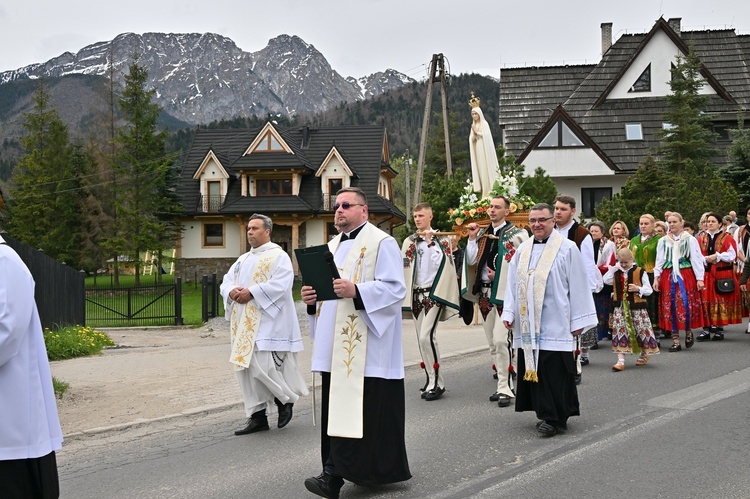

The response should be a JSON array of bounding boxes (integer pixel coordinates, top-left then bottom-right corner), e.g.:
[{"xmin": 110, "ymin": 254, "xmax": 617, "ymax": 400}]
[{"xmin": 715, "ymin": 278, "xmax": 735, "ymax": 294}]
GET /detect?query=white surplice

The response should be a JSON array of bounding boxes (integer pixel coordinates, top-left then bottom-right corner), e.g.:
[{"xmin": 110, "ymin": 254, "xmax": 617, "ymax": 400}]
[
  {"xmin": 309, "ymin": 225, "xmax": 406, "ymax": 380},
  {"xmin": 501, "ymin": 237, "xmax": 597, "ymax": 352}
]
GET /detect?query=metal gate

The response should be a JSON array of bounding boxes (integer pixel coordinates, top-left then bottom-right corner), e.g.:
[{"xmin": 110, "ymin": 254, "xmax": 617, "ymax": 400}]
[{"xmin": 86, "ymin": 278, "xmax": 183, "ymax": 327}]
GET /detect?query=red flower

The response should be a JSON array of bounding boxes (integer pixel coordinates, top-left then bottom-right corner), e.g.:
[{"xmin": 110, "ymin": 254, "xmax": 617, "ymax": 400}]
[
  {"xmin": 420, "ymin": 362, "xmax": 426, "ymax": 369},
  {"xmin": 575, "ymin": 349, "xmax": 581, "ymax": 356},
  {"xmin": 477, "ymin": 207, "xmax": 484, "ymax": 214},
  {"xmin": 492, "ymin": 364, "xmax": 497, "ymax": 372},
  {"xmin": 433, "ymin": 362, "xmax": 440, "ymax": 370},
  {"xmin": 508, "ymin": 365, "xmax": 515, "ymax": 372}
]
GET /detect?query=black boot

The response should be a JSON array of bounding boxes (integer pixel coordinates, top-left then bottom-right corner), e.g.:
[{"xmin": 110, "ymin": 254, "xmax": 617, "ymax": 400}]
[
  {"xmin": 274, "ymin": 398, "xmax": 294, "ymax": 428},
  {"xmin": 304, "ymin": 472, "xmax": 344, "ymax": 499},
  {"xmin": 234, "ymin": 409, "xmax": 269, "ymax": 435}
]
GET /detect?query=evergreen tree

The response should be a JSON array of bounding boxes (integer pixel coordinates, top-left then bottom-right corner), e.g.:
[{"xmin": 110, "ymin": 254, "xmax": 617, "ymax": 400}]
[
  {"xmin": 723, "ymin": 113, "xmax": 750, "ymax": 210},
  {"xmin": 8, "ymin": 80, "xmax": 83, "ymax": 266},
  {"xmin": 519, "ymin": 167, "xmax": 558, "ymax": 206},
  {"xmin": 114, "ymin": 55, "xmax": 180, "ymax": 284}
]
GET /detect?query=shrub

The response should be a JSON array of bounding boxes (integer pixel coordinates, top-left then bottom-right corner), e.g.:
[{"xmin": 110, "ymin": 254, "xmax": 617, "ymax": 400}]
[{"xmin": 44, "ymin": 325, "xmax": 115, "ymax": 361}]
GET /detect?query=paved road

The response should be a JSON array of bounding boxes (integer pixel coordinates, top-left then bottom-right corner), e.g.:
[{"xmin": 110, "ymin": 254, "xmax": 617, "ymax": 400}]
[{"xmin": 57, "ymin": 323, "xmax": 750, "ymax": 498}]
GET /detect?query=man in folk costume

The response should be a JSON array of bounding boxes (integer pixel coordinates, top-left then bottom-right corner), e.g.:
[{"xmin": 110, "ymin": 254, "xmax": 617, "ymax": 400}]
[
  {"xmin": 501, "ymin": 203, "xmax": 597, "ymax": 437},
  {"xmin": 220, "ymin": 214, "xmax": 308, "ymax": 436},
  {"xmin": 401, "ymin": 203, "xmax": 460, "ymax": 401},
  {"xmin": 462, "ymin": 195, "xmax": 528, "ymax": 407},
  {"xmin": 553, "ymin": 195, "xmax": 603, "ymax": 384},
  {"xmin": 303, "ymin": 187, "xmax": 410, "ymax": 499}
]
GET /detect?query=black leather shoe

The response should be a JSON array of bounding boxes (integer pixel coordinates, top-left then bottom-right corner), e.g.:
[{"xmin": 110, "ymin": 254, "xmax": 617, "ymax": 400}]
[
  {"xmin": 497, "ymin": 395, "xmax": 512, "ymax": 407},
  {"xmin": 537, "ymin": 421, "xmax": 557, "ymax": 437},
  {"xmin": 304, "ymin": 472, "xmax": 344, "ymax": 499},
  {"xmin": 712, "ymin": 332, "xmax": 724, "ymax": 341},
  {"xmin": 668, "ymin": 343, "xmax": 682, "ymax": 352},
  {"xmin": 489, "ymin": 392, "xmax": 500, "ymax": 402},
  {"xmin": 685, "ymin": 331, "xmax": 694, "ymax": 349},
  {"xmin": 424, "ymin": 387, "xmax": 445, "ymax": 401},
  {"xmin": 574, "ymin": 373, "xmax": 582, "ymax": 385},
  {"xmin": 590, "ymin": 342, "xmax": 599, "ymax": 350},
  {"xmin": 420, "ymin": 390, "xmax": 428, "ymax": 399},
  {"xmin": 697, "ymin": 330, "xmax": 710, "ymax": 342},
  {"xmin": 536, "ymin": 420, "xmax": 567, "ymax": 432},
  {"xmin": 234, "ymin": 416, "xmax": 269, "ymax": 435},
  {"xmin": 277, "ymin": 403, "xmax": 293, "ymax": 428},
  {"xmin": 580, "ymin": 357, "xmax": 590, "ymax": 366}
]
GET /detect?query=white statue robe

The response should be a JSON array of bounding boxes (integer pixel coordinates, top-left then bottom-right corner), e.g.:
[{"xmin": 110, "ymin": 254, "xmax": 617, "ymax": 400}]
[
  {"xmin": 501, "ymin": 238, "xmax": 597, "ymax": 352},
  {"xmin": 309, "ymin": 225, "xmax": 406, "ymax": 380},
  {"xmin": 0, "ymin": 237, "xmax": 63, "ymax": 461}
]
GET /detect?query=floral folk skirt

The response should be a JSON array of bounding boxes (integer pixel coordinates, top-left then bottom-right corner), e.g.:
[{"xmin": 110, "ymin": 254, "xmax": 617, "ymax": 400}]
[
  {"xmin": 611, "ymin": 307, "xmax": 660, "ymax": 355},
  {"xmin": 658, "ymin": 268, "xmax": 704, "ymax": 332}
]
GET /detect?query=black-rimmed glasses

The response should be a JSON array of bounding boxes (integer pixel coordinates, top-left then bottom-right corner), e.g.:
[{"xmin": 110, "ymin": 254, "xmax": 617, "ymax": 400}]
[
  {"xmin": 528, "ymin": 216, "xmax": 554, "ymax": 224},
  {"xmin": 333, "ymin": 202, "xmax": 364, "ymax": 211}
]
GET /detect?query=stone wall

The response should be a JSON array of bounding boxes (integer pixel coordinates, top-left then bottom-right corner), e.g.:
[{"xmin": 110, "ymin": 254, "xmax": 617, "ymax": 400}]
[{"xmin": 175, "ymin": 258, "xmax": 236, "ymax": 284}]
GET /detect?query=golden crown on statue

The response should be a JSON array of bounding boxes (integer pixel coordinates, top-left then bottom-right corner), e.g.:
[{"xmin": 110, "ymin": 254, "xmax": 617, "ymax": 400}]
[{"xmin": 468, "ymin": 92, "xmax": 481, "ymax": 108}]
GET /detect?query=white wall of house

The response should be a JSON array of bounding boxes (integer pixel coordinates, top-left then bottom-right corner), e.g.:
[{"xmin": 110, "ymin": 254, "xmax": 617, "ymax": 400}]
[
  {"xmin": 553, "ymin": 175, "xmax": 629, "ymax": 218},
  {"xmin": 607, "ymin": 30, "xmax": 716, "ymax": 99},
  {"xmin": 319, "ymin": 156, "xmax": 351, "ymax": 193},
  {"xmin": 180, "ymin": 220, "xmax": 243, "ymax": 258},
  {"xmin": 305, "ymin": 219, "xmax": 326, "ymax": 247},
  {"xmin": 197, "ymin": 159, "xmax": 228, "ymax": 196},
  {"xmin": 522, "ymin": 147, "xmax": 613, "ymax": 177}
]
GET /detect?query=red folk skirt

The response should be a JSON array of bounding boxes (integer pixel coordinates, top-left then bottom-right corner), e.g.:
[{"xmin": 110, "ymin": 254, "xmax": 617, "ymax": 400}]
[
  {"xmin": 658, "ymin": 267, "xmax": 704, "ymax": 331},
  {"xmin": 702, "ymin": 267, "xmax": 742, "ymax": 326}
]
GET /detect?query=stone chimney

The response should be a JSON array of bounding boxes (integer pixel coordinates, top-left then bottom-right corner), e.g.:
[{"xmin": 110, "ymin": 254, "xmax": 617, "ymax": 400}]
[
  {"xmin": 601, "ymin": 22, "xmax": 613, "ymax": 55},
  {"xmin": 668, "ymin": 18, "xmax": 682, "ymax": 36}
]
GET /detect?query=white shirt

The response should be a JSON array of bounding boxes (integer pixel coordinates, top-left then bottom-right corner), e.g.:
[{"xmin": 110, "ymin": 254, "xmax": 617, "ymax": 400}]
[
  {"xmin": 603, "ymin": 264, "xmax": 653, "ymax": 297},
  {"xmin": 413, "ymin": 228, "xmax": 446, "ymax": 288},
  {"xmin": 220, "ymin": 242, "xmax": 303, "ymax": 352},
  {"xmin": 556, "ymin": 221, "xmax": 603, "ymax": 293},
  {"xmin": 466, "ymin": 221, "xmax": 507, "ymax": 282},
  {"xmin": 1, "ymin": 237, "xmax": 63, "ymax": 460}
]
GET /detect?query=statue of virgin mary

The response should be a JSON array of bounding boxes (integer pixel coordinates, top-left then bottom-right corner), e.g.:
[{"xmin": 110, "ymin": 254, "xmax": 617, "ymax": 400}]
[{"xmin": 468, "ymin": 93, "xmax": 500, "ymax": 198}]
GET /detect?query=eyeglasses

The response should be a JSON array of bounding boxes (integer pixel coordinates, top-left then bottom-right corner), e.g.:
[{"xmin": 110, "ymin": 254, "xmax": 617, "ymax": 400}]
[
  {"xmin": 528, "ymin": 217, "xmax": 554, "ymax": 224},
  {"xmin": 333, "ymin": 202, "xmax": 364, "ymax": 211}
]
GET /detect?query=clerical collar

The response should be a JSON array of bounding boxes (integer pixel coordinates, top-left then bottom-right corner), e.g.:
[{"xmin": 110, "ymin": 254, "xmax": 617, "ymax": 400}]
[
  {"xmin": 533, "ymin": 237, "xmax": 549, "ymax": 245},
  {"xmin": 341, "ymin": 222, "xmax": 367, "ymax": 241}
]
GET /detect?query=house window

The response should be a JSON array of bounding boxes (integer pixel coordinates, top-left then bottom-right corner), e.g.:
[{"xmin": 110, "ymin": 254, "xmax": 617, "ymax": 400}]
[
  {"xmin": 327, "ymin": 222, "xmax": 338, "ymax": 241},
  {"xmin": 712, "ymin": 123, "xmax": 731, "ymax": 142},
  {"xmin": 256, "ymin": 179, "xmax": 292, "ymax": 196},
  {"xmin": 254, "ymin": 133, "xmax": 286, "ymax": 152},
  {"xmin": 203, "ymin": 222, "xmax": 225, "ymax": 247},
  {"xmin": 629, "ymin": 64, "xmax": 651, "ymax": 92},
  {"xmin": 625, "ymin": 123, "xmax": 643, "ymax": 141},
  {"xmin": 581, "ymin": 188, "xmax": 612, "ymax": 218},
  {"xmin": 538, "ymin": 119, "xmax": 584, "ymax": 148}
]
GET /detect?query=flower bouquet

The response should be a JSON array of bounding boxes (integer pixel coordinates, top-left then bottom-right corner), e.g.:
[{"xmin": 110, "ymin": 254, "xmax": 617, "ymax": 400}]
[{"xmin": 448, "ymin": 173, "xmax": 535, "ymax": 236}]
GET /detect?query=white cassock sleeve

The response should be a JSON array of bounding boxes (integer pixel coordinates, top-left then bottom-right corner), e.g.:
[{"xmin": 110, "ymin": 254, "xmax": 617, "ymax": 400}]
[
  {"xmin": 0, "ymin": 253, "xmax": 35, "ymax": 366},
  {"xmin": 250, "ymin": 253, "xmax": 294, "ymax": 320},
  {"xmin": 356, "ymin": 238, "xmax": 407, "ymax": 338},
  {"xmin": 580, "ymin": 235, "xmax": 603, "ymax": 293}
]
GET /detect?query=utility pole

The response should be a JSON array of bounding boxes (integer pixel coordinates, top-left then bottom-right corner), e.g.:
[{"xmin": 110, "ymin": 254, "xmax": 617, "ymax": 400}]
[
  {"xmin": 414, "ymin": 53, "xmax": 452, "ymax": 205},
  {"xmin": 405, "ymin": 150, "xmax": 412, "ymax": 232}
]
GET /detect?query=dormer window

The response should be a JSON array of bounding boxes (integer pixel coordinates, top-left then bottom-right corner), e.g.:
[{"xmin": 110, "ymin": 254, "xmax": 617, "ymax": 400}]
[
  {"xmin": 255, "ymin": 134, "xmax": 285, "ymax": 152},
  {"xmin": 538, "ymin": 118, "xmax": 584, "ymax": 148},
  {"xmin": 629, "ymin": 64, "xmax": 651, "ymax": 92},
  {"xmin": 256, "ymin": 178, "xmax": 292, "ymax": 195}
]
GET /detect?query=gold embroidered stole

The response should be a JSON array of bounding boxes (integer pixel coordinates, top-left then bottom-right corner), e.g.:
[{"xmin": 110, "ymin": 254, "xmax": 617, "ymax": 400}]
[
  {"xmin": 516, "ymin": 232, "xmax": 563, "ymax": 382},
  {"xmin": 327, "ymin": 224, "xmax": 386, "ymax": 438},
  {"xmin": 228, "ymin": 247, "xmax": 283, "ymax": 370}
]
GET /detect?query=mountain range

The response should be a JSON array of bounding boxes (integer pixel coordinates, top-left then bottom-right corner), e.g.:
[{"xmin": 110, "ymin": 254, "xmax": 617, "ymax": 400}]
[{"xmin": 0, "ymin": 32, "xmax": 414, "ymax": 125}]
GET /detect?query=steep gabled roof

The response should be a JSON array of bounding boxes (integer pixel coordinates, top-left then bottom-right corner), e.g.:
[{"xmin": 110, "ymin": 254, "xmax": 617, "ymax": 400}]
[
  {"xmin": 500, "ymin": 64, "xmax": 595, "ymax": 158},
  {"xmin": 177, "ymin": 124, "xmax": 403, "ymax": 218},
  {"xmin": 501, "ymin": 18, "xmax": 750, "ymax": 173}
]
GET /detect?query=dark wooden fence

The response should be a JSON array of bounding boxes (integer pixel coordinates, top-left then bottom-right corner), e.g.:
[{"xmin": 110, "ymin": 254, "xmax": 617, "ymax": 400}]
[
  {"xmin": 201, "ymin": 273, "xmax": 222, "ymax": 323},
  {"xmin": 1, "ymin": 232, "xmax": 86, "ymax": 329},
  {"xmin": 85, "ymin": 279, "xmax": 183, "ymax": 327}
]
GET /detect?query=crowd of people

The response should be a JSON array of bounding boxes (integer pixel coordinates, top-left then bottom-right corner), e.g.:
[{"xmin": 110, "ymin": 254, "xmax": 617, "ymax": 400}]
[
  {"xmin": 213, "ymin": 190, "xmax": 750, "ymax": 499},
  {"xmin": 580, "ymin": 208, "xmax": 750, "ymax": 374}
]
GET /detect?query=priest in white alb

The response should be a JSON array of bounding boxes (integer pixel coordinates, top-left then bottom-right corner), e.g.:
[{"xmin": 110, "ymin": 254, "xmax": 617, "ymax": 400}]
[
  {"xmin": 501, "ymin": 203, "xmax": 597, "ymax": 437},
  {"xmin": 220, "ymin": 214, "xmax": 307, "ymax": 436},
  {"xmin": 303, "ymin": 187, "xmax": 411, "ymax": 499}
]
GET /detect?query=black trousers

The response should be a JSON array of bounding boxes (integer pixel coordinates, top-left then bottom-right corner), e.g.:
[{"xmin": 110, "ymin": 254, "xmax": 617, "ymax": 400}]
[
  {"xmin": 0, "ymin": 451, "xmax": 59, "ymax": 499},
  {"xmin": 515, "ymin": 349, "xmax": 580, "ymax": 423},
  {"xmin": 320, "ymin": 372, "xmax": 411, "ymax": 486}
]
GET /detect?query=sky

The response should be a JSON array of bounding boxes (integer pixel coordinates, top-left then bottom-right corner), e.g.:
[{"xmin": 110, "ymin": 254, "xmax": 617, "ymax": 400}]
[{"xmin": 1, "ymin": 0, "xmax": 749, "ymax": 82}]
